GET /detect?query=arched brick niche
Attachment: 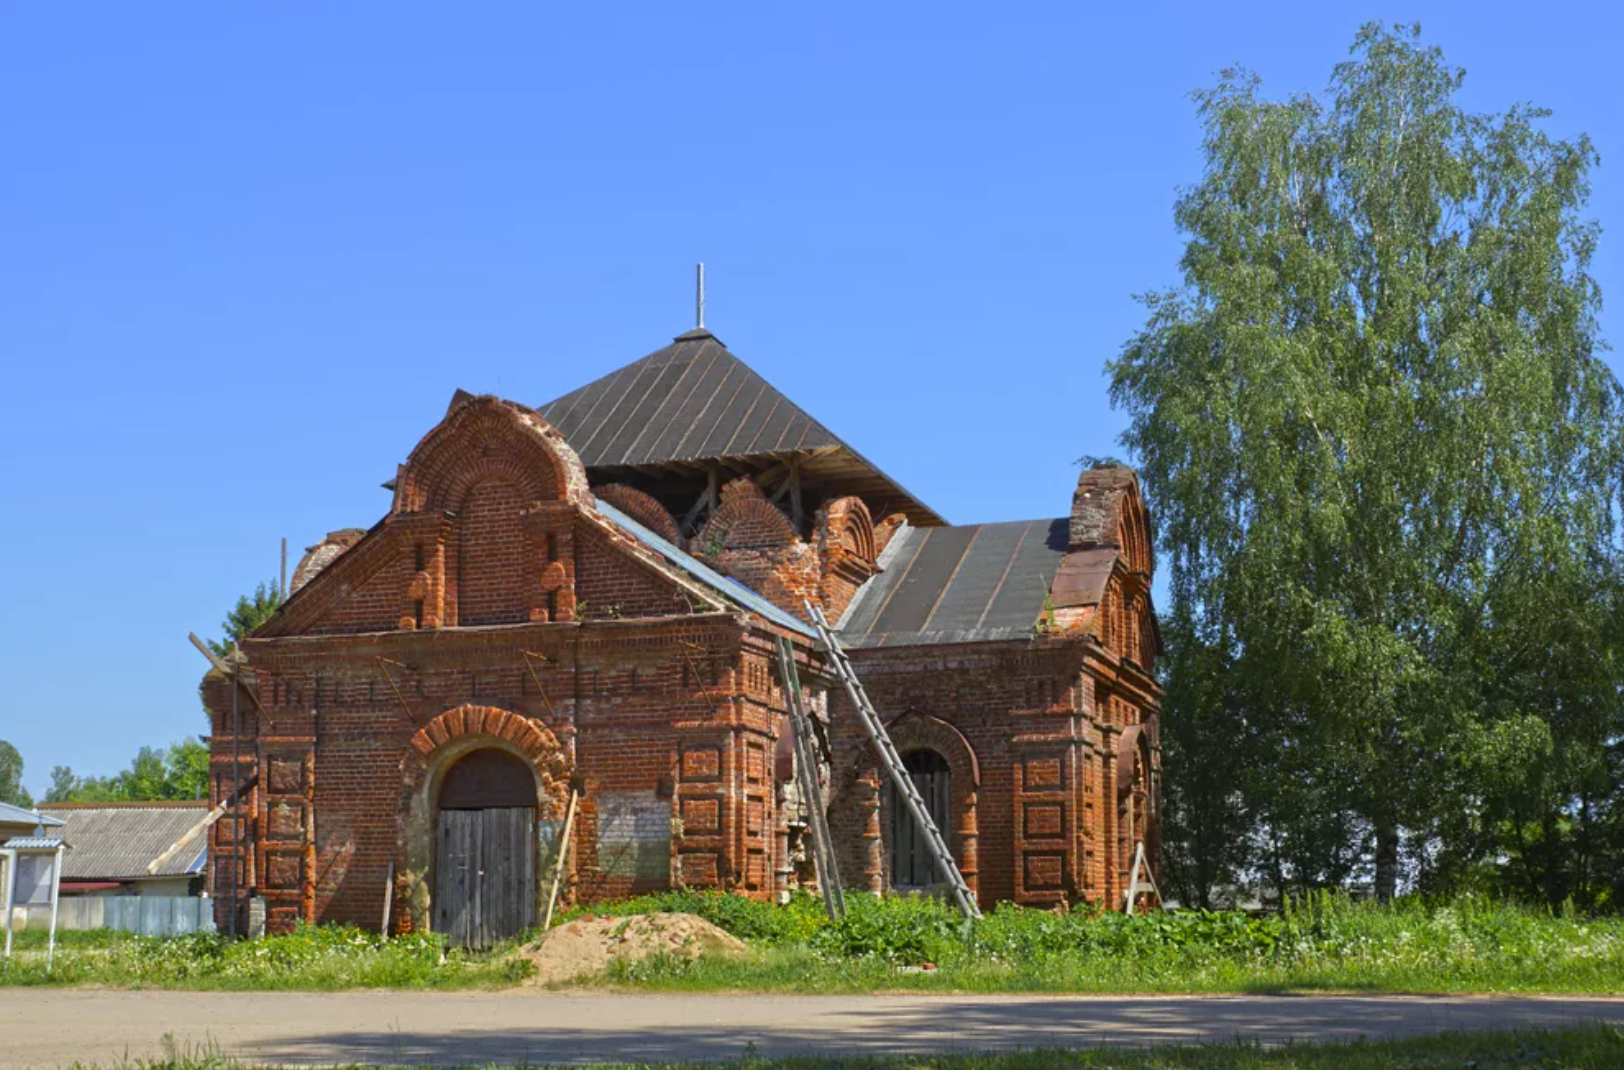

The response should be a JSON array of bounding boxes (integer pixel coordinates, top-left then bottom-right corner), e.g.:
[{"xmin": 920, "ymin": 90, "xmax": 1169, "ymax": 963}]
[
  {"xmin": 817, "ymin": 496, "xmax": 878, "ymax": 622},
  {"xmin": 855, "ymin": 710, "xmax": 981, "ymax": 903},
  {"xmin": 396, "ymin": 704, "xmax": 572, "ymax": 934}
]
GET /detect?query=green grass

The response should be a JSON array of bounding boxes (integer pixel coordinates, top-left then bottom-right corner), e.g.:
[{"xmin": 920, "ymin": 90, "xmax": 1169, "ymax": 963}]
[
  {"xmin": 55, "ymin": 1025, "xmax": 1624, "ymax": 1069},
  {"xmin": 8, "ymin": 891, "xmax": 1624, "ymax": 993},
  {"xmin": 570, "ymin": 890, "xmax": 1624, "ymax": 995},
  {"xmin": 0, "ymin": 924, "xmax": 530, "ymax": 989}
]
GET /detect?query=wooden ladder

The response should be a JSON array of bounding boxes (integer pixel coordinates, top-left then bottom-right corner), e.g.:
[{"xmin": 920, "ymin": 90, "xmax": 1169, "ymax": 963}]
[
  {"xmin": 775, "ymin": 637, "xmax": 846, "ymax": 919},
  {"xmin": 804, "ymin": 601, "xmax": 981, "ymax": 920}
]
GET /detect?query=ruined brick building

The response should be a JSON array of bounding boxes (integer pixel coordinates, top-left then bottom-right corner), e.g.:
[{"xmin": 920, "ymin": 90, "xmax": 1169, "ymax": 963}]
[{"xmin": 202, "ymin": 326, "xmax": 1162, "ymax": 942}]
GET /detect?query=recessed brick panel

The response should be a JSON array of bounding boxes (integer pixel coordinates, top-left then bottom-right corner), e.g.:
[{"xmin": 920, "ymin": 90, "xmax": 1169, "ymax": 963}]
[
  {"xmin": 682, "ymin": 852, "xmax": 719, "ymax": 886},
  {"xmin": 681, "ymin": 798, "xmax": 720, "ymax": 833},
  {"xmin": 268, "ymin": 757, "xmax": 304, "ymax": 794},
  {"xmin": 1023, "ymin": 803, "xmax": 1064, "ymax": 839},
  {"xmin": 1024, "ymin": 852, "xmax": 1066, "ymax": 890},
  {"xmin": 682, "ymin": 746, "xmax": 721, "ymax": 780},
  {"xmin": 267, "ymin": 801, "xmax": 305, "ymax": 842},
  {"xmin": 1025, "ymin": 757, "xmax": 1063, "ymax": 790}
]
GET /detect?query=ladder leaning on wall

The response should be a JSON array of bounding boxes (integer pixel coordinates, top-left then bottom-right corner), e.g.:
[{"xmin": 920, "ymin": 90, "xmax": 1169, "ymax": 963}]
[
  {"xmin": 774, "ymin": 637, "xmax": 846, "ymax": 920},
  {"xmin": 804, "ymin": 601, "xmax": 981, "ymax": 921}
]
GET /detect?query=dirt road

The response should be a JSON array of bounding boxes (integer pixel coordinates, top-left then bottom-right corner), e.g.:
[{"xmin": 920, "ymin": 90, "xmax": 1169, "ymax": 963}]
[{"xmin": 3, "ymin": 989, "xmax": 1622, "ymax": 1067}]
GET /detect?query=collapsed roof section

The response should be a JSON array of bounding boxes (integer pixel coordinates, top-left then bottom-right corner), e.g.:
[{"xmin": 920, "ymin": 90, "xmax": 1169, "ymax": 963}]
[{"xmin": 539, "ymin": 329, "xmax": 945, "ymax": 529}]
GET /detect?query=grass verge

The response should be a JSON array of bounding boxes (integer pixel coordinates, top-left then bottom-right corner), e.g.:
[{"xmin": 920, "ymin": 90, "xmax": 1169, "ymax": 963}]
[
  {"xmin": 0, "ymin": 925, "xmax": 528, "ymax": 990},
  {"xmin": 7, "ymin": 891, "xmax": 1624, "ymax": 993}
]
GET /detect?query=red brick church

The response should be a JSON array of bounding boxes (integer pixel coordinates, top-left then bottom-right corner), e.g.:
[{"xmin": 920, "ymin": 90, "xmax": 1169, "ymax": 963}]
[{"xmin": 202, "ymin": 325, "xmax": 1162, "ymax": 941}]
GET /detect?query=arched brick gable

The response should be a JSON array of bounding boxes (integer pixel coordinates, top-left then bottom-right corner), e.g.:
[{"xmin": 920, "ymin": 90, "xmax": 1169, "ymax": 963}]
[
  {"xmin": 696, "ymin": 478, "xmax": 820, "ymax": 618},
  {"xmin": 817, "ymin": 496, "xmax": 878, "ymax": 621},
  {"xmin": 595, "ymin": 484, "xmax": 681, "ymax": 544},
  {"xmin": 397, "ymin": 704, "xmax": 572, "ymax": 935},
  {"xmin": 1069, "ymin": 464, "xmax": 1153, "ymax": 576},
  {"xmin": 700, "ymin": 478, "xmax": 799, "ymax": 550},
  {"xmin": 396, "ymin": 396, "xmax": 590, "ymax": 515},
  {"xmin": 290, "ymin": 528, "xmax": 367, "ymax": 594}
]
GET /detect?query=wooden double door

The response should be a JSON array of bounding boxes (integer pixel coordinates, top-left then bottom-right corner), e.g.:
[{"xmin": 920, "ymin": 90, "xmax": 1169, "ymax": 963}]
[{"xmin": 433, "ymin": 807, "xmax": 536, "ymax": 949}]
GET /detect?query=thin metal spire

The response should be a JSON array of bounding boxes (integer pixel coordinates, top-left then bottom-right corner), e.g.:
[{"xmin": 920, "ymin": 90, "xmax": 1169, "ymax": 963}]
[{"xmin": 696, "ymin": 262, "xmax": 706, "ymax": 329}]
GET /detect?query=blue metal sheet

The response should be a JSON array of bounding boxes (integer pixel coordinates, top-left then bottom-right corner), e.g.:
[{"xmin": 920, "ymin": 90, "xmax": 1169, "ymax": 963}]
[{"xmin": 594, "ymin": 498, "xmax": 816, "ymax": 639}]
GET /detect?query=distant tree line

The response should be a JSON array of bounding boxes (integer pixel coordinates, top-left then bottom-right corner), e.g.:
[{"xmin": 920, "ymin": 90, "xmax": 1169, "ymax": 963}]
[{"xmin": 1113, "ymin": 24, "xmax": 1624, "ymax": 909}]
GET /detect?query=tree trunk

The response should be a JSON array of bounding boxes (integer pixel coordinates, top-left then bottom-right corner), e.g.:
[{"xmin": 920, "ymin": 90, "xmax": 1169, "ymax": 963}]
[{"xmin": 1374, "ymin": 824, "xmax": 1399, "ymax": 903}]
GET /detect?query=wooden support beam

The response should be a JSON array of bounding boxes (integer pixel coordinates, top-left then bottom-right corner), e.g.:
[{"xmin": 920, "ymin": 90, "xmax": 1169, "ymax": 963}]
[
  {"xmin": 789, "ymin": 461, "xmax": 804, "ymax": 531},
  {"xmin": 146, "ymin": 774, "xmax": 257, "ymax": 875},
  {"xmin": 376, "ymin": 657, "xmax": 418, "ymax": 726},
  {"xmin": 521, "ymin": 650, "xmax": 559, "ymax": 720}
]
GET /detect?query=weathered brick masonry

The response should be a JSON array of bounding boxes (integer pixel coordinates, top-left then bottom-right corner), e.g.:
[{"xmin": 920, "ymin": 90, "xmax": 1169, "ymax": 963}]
[{"xmin": 202, "ymin": 327, "xmax": 1161, "ymax": 939}]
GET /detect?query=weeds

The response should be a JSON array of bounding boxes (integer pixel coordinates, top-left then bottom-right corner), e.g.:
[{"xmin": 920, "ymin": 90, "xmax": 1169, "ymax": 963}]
[
  {"xmin": 570, "ymin": 889, "xmax": 1624, "ymax": 994},
  {"xmin": 0, "ymin": 922, "xmax": 530, "ymax": 990}
]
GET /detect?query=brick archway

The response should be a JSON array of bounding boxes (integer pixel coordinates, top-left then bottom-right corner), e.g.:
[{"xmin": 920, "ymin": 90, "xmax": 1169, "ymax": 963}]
[
  {"xmin": 859, "ymin": 710, "xmax": 980, "ymax": 903},
  {"xmin": 396, "ymin": 705, "xmax": 572, "ymax": 934}
]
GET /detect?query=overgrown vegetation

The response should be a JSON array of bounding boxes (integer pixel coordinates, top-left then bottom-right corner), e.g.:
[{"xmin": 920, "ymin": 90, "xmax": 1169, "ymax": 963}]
[
  {"xmin": 6, "ymin": 892, "xmax": 1624, "ymax": 993},
  {"xmin": 48, "ymin": 1025, "xmax": 1624, "ymax": 1070},
  {"xmin": 0, "ymin": 923, "xmax": 527, "ymax": 990},
  {"xmin": 559, "ymin": 890, "xmax": 1624, "ymax": 993}
]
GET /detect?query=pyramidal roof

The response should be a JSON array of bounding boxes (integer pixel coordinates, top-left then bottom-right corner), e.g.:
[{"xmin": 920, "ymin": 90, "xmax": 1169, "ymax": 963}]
[{"xmin": 540, "ymin": 329, "xmax": 945, "ymax": 526}]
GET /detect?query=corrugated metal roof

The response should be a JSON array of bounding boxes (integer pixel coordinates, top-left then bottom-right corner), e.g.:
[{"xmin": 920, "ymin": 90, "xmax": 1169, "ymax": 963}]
[
  {"xmin": 838, "ymin": 519, "xmax": 1071, "ymax": 648},
  {"xmin": 38, "ymin": 804, "xmax": 208, "ymax": 880},
  {"xmin": 541, "ymin": 330, "xmax": 944, "ymax": 526},
  {"xmin": 2, "ymin": 836, "xmax": 65, "ymax": 850},
  {"xmin": 0, "ymin": 802, "xmax": 63, "ymax": 828},
  {"xmin": 595, "ymin": 498, "xmax": 817, "ymax": 640}
]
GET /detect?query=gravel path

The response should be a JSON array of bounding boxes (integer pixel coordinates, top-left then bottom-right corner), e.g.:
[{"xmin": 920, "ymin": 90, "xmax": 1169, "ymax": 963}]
[{"xmin": 4, "ymin": 989, "xmax": 1623, "ymax": 1067}]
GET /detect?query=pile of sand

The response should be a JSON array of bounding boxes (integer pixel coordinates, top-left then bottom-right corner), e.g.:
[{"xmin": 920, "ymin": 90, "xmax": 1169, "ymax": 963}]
[{"xmin": 519, "ymin": 912, "xmax": 748, "ymax": 986}]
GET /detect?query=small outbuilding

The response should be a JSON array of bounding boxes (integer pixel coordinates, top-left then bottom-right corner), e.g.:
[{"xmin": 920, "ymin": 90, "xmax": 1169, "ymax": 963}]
[{"xmin": 38, "ymin": 802, "xmax": 209, "ymax": 897}]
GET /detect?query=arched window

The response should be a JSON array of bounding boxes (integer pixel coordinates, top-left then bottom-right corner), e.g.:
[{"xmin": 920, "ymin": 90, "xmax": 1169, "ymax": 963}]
[{"xmin": 888, "ymin": 749, "xmax": 951, "ymax": 889}]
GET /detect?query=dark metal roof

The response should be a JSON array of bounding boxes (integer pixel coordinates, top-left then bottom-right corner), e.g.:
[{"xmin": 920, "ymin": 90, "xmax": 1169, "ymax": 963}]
[
  {"xmin": 38, "ymin": 804, "xmax": 208, "ymax": 880},
  {"xmin": 540, "ymin": 330, "xmax": 945, "ymax": 526},
  {"xmin": 542, "ymin": 329, "xmax": 840, "ymax": 465},
  {"xmin": 595, "ymin": 497, "xmax": 816, "ymax": 640},
  {"xmin": 837, "ymin": 519, "xmax": 1072, "ymax": 648}
]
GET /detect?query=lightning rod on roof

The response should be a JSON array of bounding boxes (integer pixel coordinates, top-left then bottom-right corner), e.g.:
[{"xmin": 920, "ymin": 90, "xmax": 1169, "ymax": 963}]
[{"xmin": 696, "ymin": 262, "xmax": 706, "ymax": 329}]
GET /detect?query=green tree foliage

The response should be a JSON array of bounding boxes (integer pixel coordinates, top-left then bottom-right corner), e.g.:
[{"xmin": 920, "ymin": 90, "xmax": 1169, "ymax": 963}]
[
  {"xmin": 206, "ymin": 580, "xmax": 284, "ymax": 658},
  {"xmin": 1111, "ymin": 24, "xmax": 1624, "ymax": 907},
  {"xmin": 44, "ymin": 739, "xmax": 211, "ymax": 803},
  {"xmin": 0, "ymin": 739, "xmax": 32, "ymax": 808}
]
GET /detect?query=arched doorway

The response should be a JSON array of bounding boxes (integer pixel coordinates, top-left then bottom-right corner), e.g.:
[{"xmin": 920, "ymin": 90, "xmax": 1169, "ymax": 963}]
[
  {"xmin": 434, "ymin": 747, "xmax": 538, "ymax": 948},
  {"xmin": 888, "ymin": 749, "xmax": 951, "ymax": 889}
]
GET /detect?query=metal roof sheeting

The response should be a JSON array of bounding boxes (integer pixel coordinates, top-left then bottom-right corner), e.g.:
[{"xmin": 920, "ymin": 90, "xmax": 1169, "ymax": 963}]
[
  {"xmin": 38, "ymin": 804, "xmax": 208, "ymax": 880},
  {"xmin": 541, "ymin": 331, "xmax": 945, "ymax": 526},
  {"xmin": 543, "ymin": 330, "xmax": 842, "ymax": 466},
  {"xmin": 838, "ymin": 519, "xmax": 1071, "ymax": 648},
  {"xmin": 594, "ymin": 497, "xmax": 816, "ymax": 640},
  {"xmin": 0, "ymin": 801, "xmax": 63, "ymax": 828}
]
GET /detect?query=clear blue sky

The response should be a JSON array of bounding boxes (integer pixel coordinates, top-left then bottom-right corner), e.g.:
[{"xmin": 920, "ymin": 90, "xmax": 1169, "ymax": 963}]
[{"xmin": 2, "ymin": 3, "xmax": 1617, "ymax": 798}]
